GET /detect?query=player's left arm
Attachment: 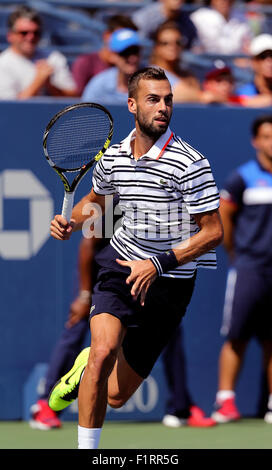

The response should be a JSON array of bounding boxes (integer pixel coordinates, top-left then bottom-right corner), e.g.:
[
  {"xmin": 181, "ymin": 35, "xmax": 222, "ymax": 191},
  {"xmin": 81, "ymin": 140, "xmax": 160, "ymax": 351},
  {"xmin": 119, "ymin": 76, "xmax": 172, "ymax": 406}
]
[
  {"xmin": 117, "ymin": 209, "xmax": 223, "ymax": 306},
  {"xmin": 172, "ymin": 208, "xmax": 223, "ymax": 265},
  {"xmin": 116, "ymin": 257, "xmax": 157, "ymax": 307}
]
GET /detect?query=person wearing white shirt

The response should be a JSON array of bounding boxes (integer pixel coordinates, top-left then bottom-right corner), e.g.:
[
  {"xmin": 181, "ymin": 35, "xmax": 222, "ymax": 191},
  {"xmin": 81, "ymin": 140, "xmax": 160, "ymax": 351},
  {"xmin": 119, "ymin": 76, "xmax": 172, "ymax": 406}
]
[
  {"xmin": 190, "ymin": 0, "xmax": 253, "ymax": 55},
  {"xmin": 0, "ymin": 5, "xmax": 78, "ymax": 100}
]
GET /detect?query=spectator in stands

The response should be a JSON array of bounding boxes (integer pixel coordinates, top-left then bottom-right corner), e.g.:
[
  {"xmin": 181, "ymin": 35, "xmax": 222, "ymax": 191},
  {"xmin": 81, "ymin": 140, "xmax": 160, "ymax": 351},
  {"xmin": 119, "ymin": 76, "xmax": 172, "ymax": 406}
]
[
  {"xmin": 190, "ymin": 0, "xmax": 253, "ymax": 54},
  {"xmin": 132, "ymin": 0, "xmax": 197, "ymax": 49},
  {"xmin": 148, "ymin": 22, "xmax": 251, "ymax": 105},
  {"xmin": 150, "ymin": 21, "xmax": 202, "ymax": 102},
  {"xmin": 0, "ymin": 5, "xmax": 78, "ymax": 100},
  {"xmin": 236, "ymin": 34, "xmax": 272, "ymax": 106},
  {"xmin": 170, "ymin": 61, "xmax": 239, "ymax": 104},
  {"xmin": 170, "ymin": 56, "xmax": 272, "ymax": 106},
  {"xmin": 71, "ymin": 15, "xmax": 138, "ymax": 96},
  {"xmin": 246, "ymin": 0, "xmax": 272, "ymax": 37},
  {"xmin": 82, "ymin": 28, "xmax": 141, "ymax": 104},
  {"xmin": 201, "ymin": 60, "xmax": 272, "ymax": 106},
  {"xmin": 201, "ymin": 63, "xmax": 246, "ymax": 105},
  {"xmin": 211, "ymin": 115, "xmax": 272, "ymax": 424}
]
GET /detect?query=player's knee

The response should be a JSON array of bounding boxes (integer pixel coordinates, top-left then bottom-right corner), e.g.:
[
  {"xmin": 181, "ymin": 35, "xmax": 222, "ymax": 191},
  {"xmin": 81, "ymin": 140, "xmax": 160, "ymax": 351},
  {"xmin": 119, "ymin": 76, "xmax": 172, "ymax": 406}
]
[{"xmin": 87, "ymin": 345, "xmax": 118, "ymax": 382}]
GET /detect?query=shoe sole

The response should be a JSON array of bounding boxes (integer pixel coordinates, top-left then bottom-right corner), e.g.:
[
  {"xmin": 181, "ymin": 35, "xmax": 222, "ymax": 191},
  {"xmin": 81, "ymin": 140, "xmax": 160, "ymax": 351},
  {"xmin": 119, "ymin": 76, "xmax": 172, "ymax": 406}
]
[
  {"xmin": 29, "ymin": 419, "xmax": 60, "ymax": 431},
  {"xmin": 211, "ymin": 411, "xmax": 240, "ymax": 423},
  {"xmin": 162, "ymin": 418, "xmax": 187, "ymax": 428},
  {"xmin": 187, "ymin": 419, "xmax": 217, "ymax": 427},
  {"xmin": 48, "ymin": 347, "xmax": 90, "ymax": 412}
]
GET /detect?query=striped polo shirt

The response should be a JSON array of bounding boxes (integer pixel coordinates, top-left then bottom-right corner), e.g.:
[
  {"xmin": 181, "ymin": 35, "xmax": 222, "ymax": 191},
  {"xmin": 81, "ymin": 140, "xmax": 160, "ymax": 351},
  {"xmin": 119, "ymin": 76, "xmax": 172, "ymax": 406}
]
[{"xmin": 92, "ymin": 127, "xmax": 220, "ymax": 278}]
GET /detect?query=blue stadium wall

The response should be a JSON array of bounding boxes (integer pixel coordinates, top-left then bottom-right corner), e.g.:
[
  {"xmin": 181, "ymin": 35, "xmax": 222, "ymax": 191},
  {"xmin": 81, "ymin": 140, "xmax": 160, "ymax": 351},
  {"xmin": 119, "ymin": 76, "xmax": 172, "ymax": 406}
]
[{"xmin": 0, "ymin": 101, "xmax": 270, "ymax": 421}]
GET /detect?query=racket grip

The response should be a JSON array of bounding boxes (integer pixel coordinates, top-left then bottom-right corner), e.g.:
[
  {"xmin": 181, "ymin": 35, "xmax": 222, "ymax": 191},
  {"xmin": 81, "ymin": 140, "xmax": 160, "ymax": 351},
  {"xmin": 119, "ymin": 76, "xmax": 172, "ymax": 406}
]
[{"xmin": 61, "ymin": 191, "xmax": 74, "ymax": 222}]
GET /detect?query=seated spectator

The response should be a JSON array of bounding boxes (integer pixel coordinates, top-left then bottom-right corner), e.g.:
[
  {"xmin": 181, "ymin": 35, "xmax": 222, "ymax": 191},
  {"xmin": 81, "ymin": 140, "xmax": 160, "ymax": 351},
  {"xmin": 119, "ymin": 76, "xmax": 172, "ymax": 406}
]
[
  {"xmin": 150, "ymin": 21, "xmax": 202, "ymax": 102},
  {"xmin": 82, "ymin": 29, "xmax": 141, "ymax": 104},
  {"xmin": 236, "ymin": 34, "xmax": 272, "ymax": 107},
  {"xmin": 246, "ymin": 0, "xmax": 272, "ymax": 37},
  {"xmin": 132, "ymin": 0, "xmax": 197, "ymax": 49},
  {"xmin": 202, "ymin": 64, "xmax": 245, "ymax": 104},
  {"xmin": 190, "ymin": 0, "xmax": 253, "ymax": 54},
  {"xmin": 201, "ymin": 60, "xmax": 272, "ymax": 106},
  {"xmin": 0, "ymin": 5, "xmax": 78, "ymax": 100},
  {"xmin": 72, "ymin": 15, "xmax": 138, "ymax": 96}
]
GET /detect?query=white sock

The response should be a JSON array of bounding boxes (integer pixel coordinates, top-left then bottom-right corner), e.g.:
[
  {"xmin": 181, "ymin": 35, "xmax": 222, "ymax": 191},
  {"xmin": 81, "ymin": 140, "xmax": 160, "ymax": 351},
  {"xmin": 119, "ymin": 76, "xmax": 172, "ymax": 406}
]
[
  {"xmin": 267, "ymin": 394, "xmax": 272, "ymax": 410},
  {"xmin": 216, "ymin": 390, "xmax": 235, "ymax": 402},
  {"xmin": 78, "ymin": 425, "xmax": 102, "ymax": 449}
]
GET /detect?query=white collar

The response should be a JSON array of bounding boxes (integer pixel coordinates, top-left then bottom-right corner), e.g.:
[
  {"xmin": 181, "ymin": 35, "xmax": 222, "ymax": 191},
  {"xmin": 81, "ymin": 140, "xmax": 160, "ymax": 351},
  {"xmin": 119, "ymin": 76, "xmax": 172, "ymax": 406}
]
[{"xmin": 120, "ymin": 127, "xmax": 173, "ymax": 160}]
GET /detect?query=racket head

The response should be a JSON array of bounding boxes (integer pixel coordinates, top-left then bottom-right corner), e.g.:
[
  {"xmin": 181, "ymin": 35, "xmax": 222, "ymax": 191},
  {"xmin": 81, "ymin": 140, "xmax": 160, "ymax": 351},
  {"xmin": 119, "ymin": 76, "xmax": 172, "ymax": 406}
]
[{"xmin": 43, "ymin": 102, "xmax": 113, "ymax": 179}]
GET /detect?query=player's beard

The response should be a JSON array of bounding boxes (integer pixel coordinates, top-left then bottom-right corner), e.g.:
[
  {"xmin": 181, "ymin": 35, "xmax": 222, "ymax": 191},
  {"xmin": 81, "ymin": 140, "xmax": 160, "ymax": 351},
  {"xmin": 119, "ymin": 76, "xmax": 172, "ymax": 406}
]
[{"xmin": 136, "ymin": 108, "xmax": 172, "ymax": 140}]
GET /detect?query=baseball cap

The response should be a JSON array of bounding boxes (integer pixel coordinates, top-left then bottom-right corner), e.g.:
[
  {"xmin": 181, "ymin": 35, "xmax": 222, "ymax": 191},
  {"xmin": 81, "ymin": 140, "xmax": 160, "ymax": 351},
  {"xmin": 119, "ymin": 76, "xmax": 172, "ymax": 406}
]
[
  {"xmin": 109, "ymin": 28, "xmax": 141, "ymax": 53},
  {"xmin": 205, "ymin": 63, "xmax": 232, "ymax": 81},
  {"xmin": 250, "ymin": 34, "xmax": 272, "ymax": 57}
]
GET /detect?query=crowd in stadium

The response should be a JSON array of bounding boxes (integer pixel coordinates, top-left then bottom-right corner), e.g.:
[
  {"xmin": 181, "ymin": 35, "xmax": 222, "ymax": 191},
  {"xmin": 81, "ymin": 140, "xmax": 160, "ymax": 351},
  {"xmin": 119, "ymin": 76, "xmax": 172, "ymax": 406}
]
[{"xmin": 0, "ymin": 0, "xmax": 271, "ymax": 106}]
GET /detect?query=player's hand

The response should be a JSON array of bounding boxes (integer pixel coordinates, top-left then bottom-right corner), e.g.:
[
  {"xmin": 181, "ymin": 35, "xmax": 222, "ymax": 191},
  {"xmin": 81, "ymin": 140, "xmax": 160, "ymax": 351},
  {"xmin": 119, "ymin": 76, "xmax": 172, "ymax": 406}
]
[
  {"xmin": 50, "ymin": 215, "xmax": 75, "ymax": 240},
  {"xmin": 66, "ymin": 296, "xmax": 91, "ymax": 328},
  {"xmin": 116, "ymin": 258, "xmax": 157, "ymax": 306}
]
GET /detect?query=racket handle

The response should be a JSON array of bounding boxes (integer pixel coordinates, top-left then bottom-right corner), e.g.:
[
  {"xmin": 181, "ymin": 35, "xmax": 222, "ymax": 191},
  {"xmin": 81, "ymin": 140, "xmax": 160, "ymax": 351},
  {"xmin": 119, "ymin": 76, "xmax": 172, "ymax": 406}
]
[{"xmin": 61, "ymin": 191, "xmax": 74, "ymax": 222}]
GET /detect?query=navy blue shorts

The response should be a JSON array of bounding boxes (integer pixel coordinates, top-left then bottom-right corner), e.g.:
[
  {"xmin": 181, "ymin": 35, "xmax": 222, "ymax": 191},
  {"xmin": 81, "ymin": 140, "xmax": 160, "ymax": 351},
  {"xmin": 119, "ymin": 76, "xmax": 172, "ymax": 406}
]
[
  {"xmin": 90, "ymin": 245, "xmax": 196, "ymax": 378},
  {"xmin": 221, "ymin": 264, "xmax": 272, "ymax": 342}
]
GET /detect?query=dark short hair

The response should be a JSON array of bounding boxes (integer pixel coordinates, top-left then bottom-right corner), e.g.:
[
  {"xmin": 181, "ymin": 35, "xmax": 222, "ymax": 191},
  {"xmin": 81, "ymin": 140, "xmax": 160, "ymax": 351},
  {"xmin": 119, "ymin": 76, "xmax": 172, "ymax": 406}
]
[
  {"xmin": 7, "ymin": 5, "xmax": 42, "ymax": 30},
  {"xmin": 128, "ymin": 66, "xmax": 169, "ymax": 98},
  {"xmin": 106, "ymin": 14, "xmax": 138, "ymax": 33},
  {"xmin": 251, "ymin": 115, "xmax": 272, "ymax": 137}
]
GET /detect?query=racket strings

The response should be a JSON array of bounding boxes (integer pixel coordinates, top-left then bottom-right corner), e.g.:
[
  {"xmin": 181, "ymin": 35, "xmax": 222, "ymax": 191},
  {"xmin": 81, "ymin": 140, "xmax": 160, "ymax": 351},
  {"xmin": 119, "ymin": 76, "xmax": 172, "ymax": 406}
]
[{"xmin": 46, "ymin": 111, "xmax": 111, "ymax": 170}]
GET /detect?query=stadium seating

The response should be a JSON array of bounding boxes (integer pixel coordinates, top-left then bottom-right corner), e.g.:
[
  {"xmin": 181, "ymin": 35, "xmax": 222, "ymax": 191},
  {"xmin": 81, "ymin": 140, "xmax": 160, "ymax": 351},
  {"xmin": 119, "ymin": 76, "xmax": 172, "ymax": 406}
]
[{"xmin": 0, "ymin": 1, "xmax": 271, "ymax": 84}]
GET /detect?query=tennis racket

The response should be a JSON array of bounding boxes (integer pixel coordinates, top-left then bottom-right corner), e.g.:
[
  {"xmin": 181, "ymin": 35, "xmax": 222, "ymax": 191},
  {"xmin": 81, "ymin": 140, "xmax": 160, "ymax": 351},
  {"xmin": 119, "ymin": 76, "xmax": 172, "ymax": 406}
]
[{"xmin": 43, "ymin": 102, "xmax": 113, "ymax": 222}]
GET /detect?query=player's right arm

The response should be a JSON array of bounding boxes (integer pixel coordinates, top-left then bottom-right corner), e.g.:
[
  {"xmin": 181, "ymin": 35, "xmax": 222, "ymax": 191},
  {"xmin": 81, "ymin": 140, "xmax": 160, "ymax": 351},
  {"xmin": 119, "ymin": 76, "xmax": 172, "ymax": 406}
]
[{"xmin": 50, "ymin": 189, "xmax": 106, "ymax": 240}]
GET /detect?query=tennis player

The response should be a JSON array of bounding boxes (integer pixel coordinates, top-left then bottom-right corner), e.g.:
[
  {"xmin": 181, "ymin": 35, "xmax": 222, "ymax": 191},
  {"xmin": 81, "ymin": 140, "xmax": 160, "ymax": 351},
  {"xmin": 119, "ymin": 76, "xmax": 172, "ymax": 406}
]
[{"xmin": 49, "ymin": 66, "xmax": 223, "ymax": 449}]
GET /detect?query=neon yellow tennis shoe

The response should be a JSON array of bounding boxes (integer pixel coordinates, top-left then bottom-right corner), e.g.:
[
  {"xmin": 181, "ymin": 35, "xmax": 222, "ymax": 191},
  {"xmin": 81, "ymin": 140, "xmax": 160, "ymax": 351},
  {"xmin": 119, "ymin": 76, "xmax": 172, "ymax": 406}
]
[{"xmin": 48, "ymin": 347, "xmax": 90, "ymax": 412}]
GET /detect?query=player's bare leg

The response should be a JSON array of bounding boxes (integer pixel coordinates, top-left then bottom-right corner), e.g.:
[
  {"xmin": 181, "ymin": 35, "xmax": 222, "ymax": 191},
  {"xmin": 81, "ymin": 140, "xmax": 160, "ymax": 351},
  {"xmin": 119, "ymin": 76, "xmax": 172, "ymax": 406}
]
[
  {"xmin": 107, "ymin": 347, "xmax": 144, "ymax": 408},
  {"xmin": 78, "ymin": 314, "xmax": 126, "ymax": 428}
]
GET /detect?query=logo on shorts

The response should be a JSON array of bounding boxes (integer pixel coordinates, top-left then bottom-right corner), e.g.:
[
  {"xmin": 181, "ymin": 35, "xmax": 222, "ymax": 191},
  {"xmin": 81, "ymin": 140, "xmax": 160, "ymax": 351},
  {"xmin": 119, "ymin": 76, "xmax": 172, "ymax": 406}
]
[{"xmin": 90, "ymin": 305, "xmax": 96, "ymax": 314}]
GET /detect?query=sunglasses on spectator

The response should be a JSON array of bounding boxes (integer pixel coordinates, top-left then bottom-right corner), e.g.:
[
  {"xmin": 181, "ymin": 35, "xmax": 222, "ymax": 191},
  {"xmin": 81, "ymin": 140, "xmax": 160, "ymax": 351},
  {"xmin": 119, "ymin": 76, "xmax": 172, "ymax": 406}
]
[
  {"xmin": 13, "ymin": 29, "xmax": 41, "ymax": 38},
  {"xmin": 119, "ymin": 46, "xmax": 140, "ymax": 58},
  {"xmin": 157, "ymin": 40, "xmax": 183, "ymax": 47},
  {"xmin": 256, "ymin": 50, "xmax": 272, "ymax": 60}
]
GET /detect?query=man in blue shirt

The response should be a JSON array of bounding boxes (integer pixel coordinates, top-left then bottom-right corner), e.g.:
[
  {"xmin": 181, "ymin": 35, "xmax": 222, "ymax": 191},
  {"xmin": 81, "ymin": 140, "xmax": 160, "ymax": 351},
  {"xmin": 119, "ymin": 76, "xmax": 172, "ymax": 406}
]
[
  {"xmin": 82, "ymin": 28, "xmax": 141, "ymax": 104},
  {"xmin": 212, "ymin": 115, "xmax": 272, "ymax": 424}
]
